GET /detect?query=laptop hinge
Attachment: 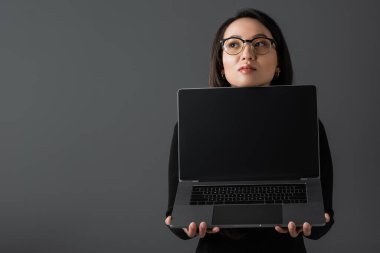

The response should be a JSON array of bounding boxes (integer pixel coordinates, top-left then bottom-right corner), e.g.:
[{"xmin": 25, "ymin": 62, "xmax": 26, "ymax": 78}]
[{"xmin": 300, "ymin": 178, "xmax": 308, "ymax": 180}]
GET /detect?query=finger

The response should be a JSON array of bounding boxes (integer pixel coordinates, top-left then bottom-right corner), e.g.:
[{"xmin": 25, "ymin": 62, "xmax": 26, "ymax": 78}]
[
  {"xmin": 288, "ymin": 222, "xmax": 298, "ymax": 238},
  {"xmin": 207, "ymin": 226, "xmax": 220, "ymax": 233},
  {"xmin": 185, "ymin": 222, "xmax": 197, "ymax": 238},
  {"xmin": 303, "ymin": 222, "xmax": 312, "ymax": 237},
  {"xmin": 165, "ymin": 216, "xmax": 171, "ymax": 226},
  {"xmin": 325, "ymin": 213, "xmax": 331, "ymax": 223},
  {"xmin": 198, "ymin": 222, "xmax": 207, "ymax": 238},
  {"xmin": 275, "ymin": 225, "xmax": 289, "ymax": 234}
]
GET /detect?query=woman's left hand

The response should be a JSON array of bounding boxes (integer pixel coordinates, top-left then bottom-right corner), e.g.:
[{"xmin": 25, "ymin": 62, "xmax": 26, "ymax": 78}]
[{"xmin": 275, "ymin": 213, "xmax": 330, "ymax": 238}]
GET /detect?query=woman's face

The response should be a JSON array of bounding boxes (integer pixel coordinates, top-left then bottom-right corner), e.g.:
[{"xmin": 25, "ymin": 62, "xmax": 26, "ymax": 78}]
[{"xmin": 222, "ymin": 18, "xmax": 278, "ymax": 87}]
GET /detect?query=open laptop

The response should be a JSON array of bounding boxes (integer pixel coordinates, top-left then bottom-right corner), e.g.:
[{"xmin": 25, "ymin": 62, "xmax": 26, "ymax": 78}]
[{"xmin": 170, "ymin": 85, "xmax": 325, "ymax": 228}]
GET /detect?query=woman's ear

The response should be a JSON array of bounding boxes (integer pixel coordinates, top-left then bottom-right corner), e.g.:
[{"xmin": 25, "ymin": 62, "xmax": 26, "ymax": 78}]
[{"xmin": 275, "ymin": 67, "xmax": 280, "ymax": 78}]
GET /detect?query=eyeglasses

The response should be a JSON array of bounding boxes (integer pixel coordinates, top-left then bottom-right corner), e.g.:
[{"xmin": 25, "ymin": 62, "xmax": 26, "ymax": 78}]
[{"xmin": 220, "ymin": 35, "xmax": 276, "ymax": 55}]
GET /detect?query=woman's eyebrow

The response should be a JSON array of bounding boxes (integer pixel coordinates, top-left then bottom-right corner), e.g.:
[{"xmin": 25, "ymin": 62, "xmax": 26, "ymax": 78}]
[
  {"xmin": 252, "ymin": 33, "xmax": 267, "ymax": 38},
  {"xmin": 226, "ymin": 33, "xmax": 268, "ymax": 39},
  {"xmin": 228, "ymin": 35, "xmax": 243, "ymax": 38}
]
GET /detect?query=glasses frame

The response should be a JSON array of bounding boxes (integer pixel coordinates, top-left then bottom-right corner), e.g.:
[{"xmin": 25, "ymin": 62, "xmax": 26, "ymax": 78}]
[{"xmin": 220, "ymin": 35, "xmax": 277, "ymax": 55}]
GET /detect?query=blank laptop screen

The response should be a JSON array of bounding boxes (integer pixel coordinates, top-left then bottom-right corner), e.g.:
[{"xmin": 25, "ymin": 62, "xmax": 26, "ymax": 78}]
[{"xmin": 178, "ymin": 86, "xmax": 319, "ymax": 181}]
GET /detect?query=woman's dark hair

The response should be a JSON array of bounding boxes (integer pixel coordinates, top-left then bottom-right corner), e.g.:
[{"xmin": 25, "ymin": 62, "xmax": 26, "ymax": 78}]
[{"xmin": 209, "ymin": 8, "xmax": 293, "ymax": 87}]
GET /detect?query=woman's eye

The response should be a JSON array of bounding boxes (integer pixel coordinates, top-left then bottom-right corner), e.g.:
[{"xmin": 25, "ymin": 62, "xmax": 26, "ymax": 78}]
[
  {"xmin": 229, "ymin": 43, "xmax": 238, "ymax": 48},
  {"xmin": 228, "ymin": 42, "xmax": 240, "ymax": 48},
  {"xmin": 226, "ymin": 39, "xmax": 242, "ymax": 49},
  {"xmin": 254, "ymin": 39, "xmax": 269, "ymax": 47}
]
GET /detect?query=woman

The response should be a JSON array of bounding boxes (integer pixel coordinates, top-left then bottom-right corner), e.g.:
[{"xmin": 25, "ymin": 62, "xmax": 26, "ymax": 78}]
[{"xmin": 165, "ymin": 8, "xmax": 334, "ymax": 252}]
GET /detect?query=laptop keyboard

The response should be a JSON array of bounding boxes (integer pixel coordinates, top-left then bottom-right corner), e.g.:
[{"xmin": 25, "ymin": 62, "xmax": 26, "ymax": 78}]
[{"xmin": 190, "ymin": 184, "xmax": 307, "ymax": 205}]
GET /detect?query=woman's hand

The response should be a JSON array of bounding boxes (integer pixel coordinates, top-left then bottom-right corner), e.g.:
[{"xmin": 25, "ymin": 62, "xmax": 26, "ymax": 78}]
[
  {"xmin": 165, "ymin": 216, "xmax": 220, "ymax": 238},
  {"xmin": 274, "ymin": 213, "xmax": 331, "ymax": 238}
]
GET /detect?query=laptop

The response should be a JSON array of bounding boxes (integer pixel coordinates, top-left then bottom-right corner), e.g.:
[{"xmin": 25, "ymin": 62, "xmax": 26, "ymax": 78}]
[{"xmin": 170, "ymin": 85, "xmax": 325, "ymax": 228}]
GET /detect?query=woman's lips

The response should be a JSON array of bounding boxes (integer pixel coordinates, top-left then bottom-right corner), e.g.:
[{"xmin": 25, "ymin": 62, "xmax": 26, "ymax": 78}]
[{"xmin": 238, "ymin": 66, "xmax": 256, "ymax": 74}]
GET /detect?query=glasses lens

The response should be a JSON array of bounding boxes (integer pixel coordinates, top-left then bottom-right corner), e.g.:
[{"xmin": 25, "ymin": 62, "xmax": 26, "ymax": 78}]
[
  {"xmin": 253, "ymin": 38, "xmax": 272, "ymax": 55},
  {"xmin": 223, "ymin": 38, "xmax": 244, "ymax": 55}
]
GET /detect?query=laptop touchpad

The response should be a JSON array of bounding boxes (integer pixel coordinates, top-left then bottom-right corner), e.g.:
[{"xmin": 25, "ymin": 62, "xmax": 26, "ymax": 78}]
[{"xmin": 212, "ymin": 205, "xmax": 282, "ymax": 225}]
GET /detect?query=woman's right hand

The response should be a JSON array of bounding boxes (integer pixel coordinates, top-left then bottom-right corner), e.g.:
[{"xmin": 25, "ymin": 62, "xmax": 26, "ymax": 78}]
[{"xmin": 165, "ymin": 216, "xmax": 220, "ymax": 238}]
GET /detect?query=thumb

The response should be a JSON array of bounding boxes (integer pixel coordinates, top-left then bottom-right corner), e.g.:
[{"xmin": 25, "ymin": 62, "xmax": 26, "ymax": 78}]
[{"xmin": 165, "ymin": 216, "xmax": 172, "ymax": 225}]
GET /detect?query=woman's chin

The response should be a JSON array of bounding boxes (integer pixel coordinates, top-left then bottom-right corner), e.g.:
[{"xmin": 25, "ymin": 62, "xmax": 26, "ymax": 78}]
[{"xmin": 231, "ymin": 82, "xmax": 270, "ymax": 88}]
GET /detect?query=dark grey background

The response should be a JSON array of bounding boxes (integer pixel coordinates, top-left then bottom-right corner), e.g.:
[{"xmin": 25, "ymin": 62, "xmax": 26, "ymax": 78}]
[{"xmin": 0, "ymin": 0, "xmax": 379, "ymax": 252}]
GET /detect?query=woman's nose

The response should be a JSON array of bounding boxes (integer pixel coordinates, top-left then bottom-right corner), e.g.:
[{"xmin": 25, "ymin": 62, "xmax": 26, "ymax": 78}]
[{"xmin": 241, "ymin": 43, "xmax": 256, "ymax": 61}]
